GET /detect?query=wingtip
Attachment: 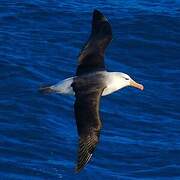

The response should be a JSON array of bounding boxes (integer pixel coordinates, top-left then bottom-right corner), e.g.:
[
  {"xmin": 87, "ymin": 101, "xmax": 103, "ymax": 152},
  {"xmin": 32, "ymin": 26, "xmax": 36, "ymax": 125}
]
[
  {"xmin": 75, "ymin": 165, "xmax": 82, "ymax": 173},
  {"xmin": 75, "ymin": 153, "xmax": 92, "ymax": 173},
  {"xmin": 93, "ymin": 9, "xmax": 108, "ymax": 22},
  {"xmin": 93, "ymin": 9, "xmax": 101, "ymax": 15}
]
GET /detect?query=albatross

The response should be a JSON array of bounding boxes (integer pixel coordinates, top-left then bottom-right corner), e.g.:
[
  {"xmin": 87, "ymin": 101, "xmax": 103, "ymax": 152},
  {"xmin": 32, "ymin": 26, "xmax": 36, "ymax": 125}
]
[{"xmin": 40, "ymin": 9, "xmax": 144, "ymax": 172}]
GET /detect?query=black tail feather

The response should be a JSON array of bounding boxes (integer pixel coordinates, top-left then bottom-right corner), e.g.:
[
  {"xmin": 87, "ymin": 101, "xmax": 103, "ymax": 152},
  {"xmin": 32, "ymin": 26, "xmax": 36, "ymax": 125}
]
[{"xmin": 39, "ymin": 85, "xmax": 53, "ymax": 94}]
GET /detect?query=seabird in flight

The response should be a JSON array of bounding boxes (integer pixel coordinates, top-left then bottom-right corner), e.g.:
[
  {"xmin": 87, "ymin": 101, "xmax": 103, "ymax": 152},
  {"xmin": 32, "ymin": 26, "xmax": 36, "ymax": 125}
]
[{"xmin": 40, "ymin": 9, "xmax": 144, "ymax": 172}]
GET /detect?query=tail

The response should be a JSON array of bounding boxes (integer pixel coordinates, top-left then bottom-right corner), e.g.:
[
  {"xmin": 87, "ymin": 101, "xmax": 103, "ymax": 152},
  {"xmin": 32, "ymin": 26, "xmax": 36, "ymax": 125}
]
[{"xmin": 39, "ymin": 85, "xmax": 54, "ymax": 94}]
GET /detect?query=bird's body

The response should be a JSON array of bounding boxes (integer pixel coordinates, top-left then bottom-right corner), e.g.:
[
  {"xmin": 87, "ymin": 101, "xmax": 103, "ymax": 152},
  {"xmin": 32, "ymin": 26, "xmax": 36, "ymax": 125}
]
[
  {"xmin": 47, "ymin": 71, "xmax": 140, "ymax": 96},
  {"xmin": 40, "ymin": 9, "xmax": 144, "ymax": 172}
]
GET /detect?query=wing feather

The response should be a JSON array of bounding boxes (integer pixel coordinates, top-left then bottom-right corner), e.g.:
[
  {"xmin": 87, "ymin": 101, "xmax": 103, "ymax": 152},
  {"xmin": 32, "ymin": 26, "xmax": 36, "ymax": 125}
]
[
  {"xmin": 72, "ymin": 80, "xmax": 105, "ymax": 172},
  {"xmin": 76, "ymin": 10, "xmax": 112, "ymax": 75}
]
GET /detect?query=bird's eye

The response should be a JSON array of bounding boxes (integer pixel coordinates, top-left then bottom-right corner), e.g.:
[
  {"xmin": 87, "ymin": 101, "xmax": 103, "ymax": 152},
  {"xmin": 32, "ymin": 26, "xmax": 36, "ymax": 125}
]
[{"xmin": 125, "ymin": 77, "xmax": 129, "ymax": 80}]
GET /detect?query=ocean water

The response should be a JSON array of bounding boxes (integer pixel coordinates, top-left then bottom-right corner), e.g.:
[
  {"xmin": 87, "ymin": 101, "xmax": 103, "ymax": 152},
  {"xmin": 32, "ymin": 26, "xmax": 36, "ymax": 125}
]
[{"xmin": 0, "ymin": 0, "xmax": 180, "ymax": 179}]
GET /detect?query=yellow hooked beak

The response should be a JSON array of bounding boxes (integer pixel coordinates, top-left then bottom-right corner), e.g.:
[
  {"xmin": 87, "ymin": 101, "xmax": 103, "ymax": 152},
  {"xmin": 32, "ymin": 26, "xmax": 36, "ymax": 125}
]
[{"xmin": 130, "ymin": 80, "xmax": 144, "ymax": 91}]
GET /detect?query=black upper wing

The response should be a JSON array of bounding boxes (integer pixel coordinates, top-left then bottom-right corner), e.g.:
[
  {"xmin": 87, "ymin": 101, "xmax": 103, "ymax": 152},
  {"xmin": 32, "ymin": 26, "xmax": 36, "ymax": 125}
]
[
  {"xmin": 72, "ymin": 76, "xmax": 105, "ymax": 172},
  {"xmin": 76, "ymin": 10, "xmax": 112, "ymax": 76}
]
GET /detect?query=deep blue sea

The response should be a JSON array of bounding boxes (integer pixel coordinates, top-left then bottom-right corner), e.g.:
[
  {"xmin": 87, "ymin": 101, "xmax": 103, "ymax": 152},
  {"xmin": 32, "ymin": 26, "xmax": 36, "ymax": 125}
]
[{"xmin": 0, "ymin": 0, "xmax": 180, "ymax": 179}]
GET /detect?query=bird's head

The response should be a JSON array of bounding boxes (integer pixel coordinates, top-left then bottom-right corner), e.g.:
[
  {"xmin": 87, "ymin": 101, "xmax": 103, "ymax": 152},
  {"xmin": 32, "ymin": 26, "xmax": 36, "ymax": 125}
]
[{"xmin": 117, "ymin": 72, "xmax": 144, "ymax": 91}]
